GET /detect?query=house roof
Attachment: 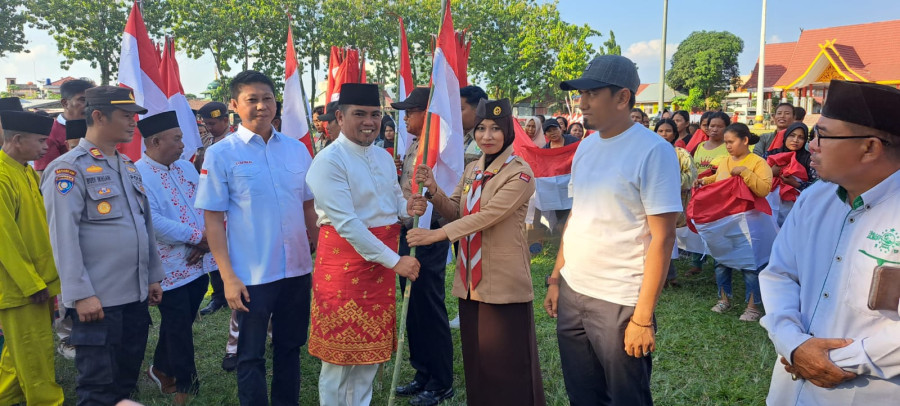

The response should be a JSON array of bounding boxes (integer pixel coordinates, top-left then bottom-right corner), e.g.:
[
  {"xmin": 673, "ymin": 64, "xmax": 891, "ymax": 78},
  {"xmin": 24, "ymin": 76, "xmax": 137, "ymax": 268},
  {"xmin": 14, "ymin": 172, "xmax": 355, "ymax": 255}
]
[
  {"xmin": 634, "ymin": 83, "xmax": 684, "ymax": 104},
  {"xmin": 747, "ymin": 20, "xmax": 900, "ymax": 90},
  {"xmin": 49, "ymin": 76, "xmax": 77, "ymax": 87},
  {"xmin": 745, "ymin": 42, "xmax": 796, "ymax": 90}
]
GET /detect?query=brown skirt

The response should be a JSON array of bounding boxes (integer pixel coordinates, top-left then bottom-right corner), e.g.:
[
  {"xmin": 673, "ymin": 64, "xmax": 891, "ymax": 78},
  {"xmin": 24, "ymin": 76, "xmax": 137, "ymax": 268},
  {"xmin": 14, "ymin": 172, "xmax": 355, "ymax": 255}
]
[{"xmin": 459, "ymin": 298, "xmax": 546, "ymax": 406}]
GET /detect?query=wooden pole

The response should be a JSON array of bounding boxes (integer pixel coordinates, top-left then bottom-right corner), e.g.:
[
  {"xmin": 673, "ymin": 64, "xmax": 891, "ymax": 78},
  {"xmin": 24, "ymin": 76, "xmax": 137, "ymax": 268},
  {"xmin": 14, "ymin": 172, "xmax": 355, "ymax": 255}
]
[{"xmin": 387, "ymin": 3, "xmax": 447, "ymax": 404}]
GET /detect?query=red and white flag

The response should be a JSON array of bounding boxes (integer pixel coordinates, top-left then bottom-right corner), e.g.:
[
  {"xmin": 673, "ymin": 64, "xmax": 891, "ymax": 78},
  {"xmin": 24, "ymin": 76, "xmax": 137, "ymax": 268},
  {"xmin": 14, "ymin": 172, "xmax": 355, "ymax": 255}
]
[
  {"xmin": 158, "ymin": 38, "xmax": 202, "ymax": 160},
  {"xmin": 395, "ymin": 17, "xmax": 414, "ymax": 158},
  {"xmin": 282, "ymin": 22, "xmax": 314, "ymax": 156},
  {"xmin": 687, "ymin": 176, "xmax": 777, "ymax": 270},
  {"xmin": 512, "ymin": 119, "xmax": 578, "ymax": 211},
  {"xmin": 413, "ymin": 0, "xmax": 464, "ymax": 197},
  {"xmin": 116, "ymin": 1, "xmax": 168, "ymax": 159}
]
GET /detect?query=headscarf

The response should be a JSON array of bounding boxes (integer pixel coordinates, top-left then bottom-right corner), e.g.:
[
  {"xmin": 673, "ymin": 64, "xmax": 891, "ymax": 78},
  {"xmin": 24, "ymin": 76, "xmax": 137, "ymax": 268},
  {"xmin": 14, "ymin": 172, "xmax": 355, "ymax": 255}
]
[
  {"xmin": 524, "ymin": 116, "xmax": 546, "ymax": 148},
  {"xmin": 771, "ymin": 122, "xmax": 811, "ymax": 176},
  {"xmin": 379, "ymin": 115, "xmax": 396, "ymax": 149}
]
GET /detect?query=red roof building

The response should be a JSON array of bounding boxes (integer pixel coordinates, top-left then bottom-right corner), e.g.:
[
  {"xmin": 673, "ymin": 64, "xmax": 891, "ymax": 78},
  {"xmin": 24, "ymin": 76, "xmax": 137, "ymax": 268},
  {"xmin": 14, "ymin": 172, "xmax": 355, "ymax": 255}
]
[{"xmin": 745, "ymin": 20, "xmax": 900, "ymax": 117}]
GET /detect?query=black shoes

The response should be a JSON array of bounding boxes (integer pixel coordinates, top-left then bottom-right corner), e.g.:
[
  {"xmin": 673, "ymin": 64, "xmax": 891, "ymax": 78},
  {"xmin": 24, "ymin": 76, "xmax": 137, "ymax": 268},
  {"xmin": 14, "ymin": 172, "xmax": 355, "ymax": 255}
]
[
  {"xmin": 409, "ymin": 388, "xmax": 454, "ymax": 406},
  {"xmin": 221, "ymin": 353, "xmax": 237, "ymax": 372},
  {"xmin": 200, "ymin": 299, "xmax": 227, "ymax": 316},
  {"xmin": 395, "ymin": 380, "xmax": 425, "ymax": 397}
]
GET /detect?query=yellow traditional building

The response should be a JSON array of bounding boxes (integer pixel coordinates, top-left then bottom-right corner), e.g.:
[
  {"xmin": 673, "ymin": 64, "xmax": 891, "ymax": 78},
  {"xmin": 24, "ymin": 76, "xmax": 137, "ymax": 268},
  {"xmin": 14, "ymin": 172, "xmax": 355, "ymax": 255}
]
[{"xmin": 746, "ymin": 19, "xmax": 900, "ymax": 123}]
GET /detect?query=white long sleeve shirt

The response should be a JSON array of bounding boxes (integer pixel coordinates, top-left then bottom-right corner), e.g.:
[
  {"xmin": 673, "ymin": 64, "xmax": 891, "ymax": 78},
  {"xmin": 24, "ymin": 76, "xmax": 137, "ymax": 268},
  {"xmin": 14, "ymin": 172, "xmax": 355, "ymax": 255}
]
[
  {"xmin": 307, "ymin": 134, "xmax": 408, "ymax": 269},
  {"xmin": 135, "ymin": 155, "xmax": 215, "ymax": 291},
  {"xmin": 760, "ymin": 169, "xmax": 900, "ymax": 405}
]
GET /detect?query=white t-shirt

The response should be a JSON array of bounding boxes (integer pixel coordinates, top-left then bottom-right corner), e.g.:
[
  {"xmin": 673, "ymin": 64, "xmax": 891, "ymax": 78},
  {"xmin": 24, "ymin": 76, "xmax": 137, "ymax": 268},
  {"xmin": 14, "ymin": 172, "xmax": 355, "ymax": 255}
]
[{"xmin": 561, "ymin": 123, "xmax": 682, "ymax": 306}]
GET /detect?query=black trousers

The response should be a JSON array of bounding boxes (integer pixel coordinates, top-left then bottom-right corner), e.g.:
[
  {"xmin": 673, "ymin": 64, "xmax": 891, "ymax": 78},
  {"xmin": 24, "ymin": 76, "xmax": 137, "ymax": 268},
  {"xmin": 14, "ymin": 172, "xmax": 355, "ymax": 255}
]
[
  {"xmin": 69, "ymin": 300, "xmax": 152, "ymax": 406},
  {"xmin": 235, "ymin": 274, "xmax": 311, "ymax": 406},
  {"xmin": 208, "ymin": 270, "xmax": 226, "ymax": 304},
  {"xmin": 556, "ymin": 278, "xmax": 654, "ymax": 406},
  {"xmin": 152, "ymin": 274, "xmax": 209, "ymax": 394},
  {"xmin": 398, "ymin": 226, "xmax": 453, "ymax": 390}
]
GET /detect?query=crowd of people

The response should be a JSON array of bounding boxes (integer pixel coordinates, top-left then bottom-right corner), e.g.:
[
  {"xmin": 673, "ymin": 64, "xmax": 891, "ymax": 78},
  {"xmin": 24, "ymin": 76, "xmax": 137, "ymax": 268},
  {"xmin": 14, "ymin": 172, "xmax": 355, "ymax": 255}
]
[{"xmin": 0, "ymin": 52, "xmax": 899, "ymax": 406}]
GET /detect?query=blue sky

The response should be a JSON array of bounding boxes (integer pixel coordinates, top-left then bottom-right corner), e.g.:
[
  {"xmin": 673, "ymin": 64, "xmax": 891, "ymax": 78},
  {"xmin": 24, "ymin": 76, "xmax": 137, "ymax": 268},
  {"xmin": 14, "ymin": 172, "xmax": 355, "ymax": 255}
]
[{"xmin": 2, "ymin": 0, "xmax": 899, "ymax": 97}]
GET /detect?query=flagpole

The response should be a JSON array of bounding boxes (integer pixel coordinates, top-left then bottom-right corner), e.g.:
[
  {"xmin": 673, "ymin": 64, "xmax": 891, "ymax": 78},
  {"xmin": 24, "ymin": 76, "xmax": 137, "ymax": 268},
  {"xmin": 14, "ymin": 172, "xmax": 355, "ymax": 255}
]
[
  {"xmin": 393, "ymin": 18, "xmax": 403, "ymax": 161},
  {"xmin": 387, "ymin": 2, "xmax": 448, "ymax": 403},
  {"xmin": 754, "ymin": 0, "xmax": 768, "ymax": 129},
  {"xmin": 658, "ymin": 0, "xmax": 668, "ymax": 115}
]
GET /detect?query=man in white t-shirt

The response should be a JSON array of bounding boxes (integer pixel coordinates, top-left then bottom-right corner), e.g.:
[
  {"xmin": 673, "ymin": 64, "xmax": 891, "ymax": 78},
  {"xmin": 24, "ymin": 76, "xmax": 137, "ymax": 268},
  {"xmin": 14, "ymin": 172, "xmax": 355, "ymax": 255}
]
[{"xmin": 543, "ymin": 55, "xmax": 682, "ymax": 405}]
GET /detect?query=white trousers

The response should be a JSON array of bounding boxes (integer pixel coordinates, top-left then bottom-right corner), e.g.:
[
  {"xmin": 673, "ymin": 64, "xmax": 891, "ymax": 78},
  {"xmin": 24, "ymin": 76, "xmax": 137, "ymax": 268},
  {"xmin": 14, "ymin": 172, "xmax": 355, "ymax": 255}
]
[{"xmin": 318, "ymin": 362, "xmax": 380, "ymax": 406}]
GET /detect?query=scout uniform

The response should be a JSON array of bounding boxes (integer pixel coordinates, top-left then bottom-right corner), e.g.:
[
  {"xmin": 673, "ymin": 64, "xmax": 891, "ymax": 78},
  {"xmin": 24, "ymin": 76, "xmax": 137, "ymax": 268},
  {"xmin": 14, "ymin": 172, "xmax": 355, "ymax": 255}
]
[
  {"xmin": 425, "ymin": 99, "xmax": 545, "ymax": 405},
  {"xmin": 41, "ymin": 86, "xmax": 164, "ymax": 405},
  {"xmin": 0, "ymin": 111, "xmax": 64, "ymax": 405}
]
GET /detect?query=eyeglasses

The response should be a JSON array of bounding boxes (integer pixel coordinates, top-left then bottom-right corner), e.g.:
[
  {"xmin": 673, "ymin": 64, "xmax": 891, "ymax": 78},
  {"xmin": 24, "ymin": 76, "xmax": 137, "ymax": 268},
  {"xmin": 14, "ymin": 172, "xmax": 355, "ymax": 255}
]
[{"xmin": 810, "ymin": 125, "xmax": 890, "ymax": 147}]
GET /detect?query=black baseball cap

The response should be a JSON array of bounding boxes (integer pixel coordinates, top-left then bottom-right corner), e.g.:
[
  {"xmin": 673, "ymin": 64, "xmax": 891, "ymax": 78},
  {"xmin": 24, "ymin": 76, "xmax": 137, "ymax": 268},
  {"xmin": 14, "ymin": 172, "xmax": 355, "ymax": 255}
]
[
  {"xmin": 318, "ymin": 101, "xmax": 340, "ymax": 122},
  {"xmin": 391, "ymin": 87, "xmax": 430, "ymax": 111},
  {"xmin": 198, "ymin": 102, "xmax": 227, "ymax": 119},
  {"xmin": 85, "ymin": 86, "xmax": 148, "ymax": 114},
  {"xmin": 560, "ymin": 55, "xmax": 641, "ymax": 93},
  {"xmin": 542, "ymin": 119, "xmax": 561, "ymax": 132}
]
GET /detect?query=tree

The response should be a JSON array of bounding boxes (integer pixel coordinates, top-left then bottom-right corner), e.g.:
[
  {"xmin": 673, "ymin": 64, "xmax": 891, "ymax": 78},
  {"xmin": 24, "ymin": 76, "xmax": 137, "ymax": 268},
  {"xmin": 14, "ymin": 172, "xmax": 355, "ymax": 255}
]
[
  {"xmin": 666, "ymin": 31, "xmax": 743, "ymax": 108},
  {"xmin": 0, "ymin": 0, "xmax": 28, "ymax": 57},
  {"xmin": 600, "ymin": 30, "xmax": 621, "ymax": 56},
  {"xmin": 25, "ymin": 0, "xmax": 167, "ymax": 85}
]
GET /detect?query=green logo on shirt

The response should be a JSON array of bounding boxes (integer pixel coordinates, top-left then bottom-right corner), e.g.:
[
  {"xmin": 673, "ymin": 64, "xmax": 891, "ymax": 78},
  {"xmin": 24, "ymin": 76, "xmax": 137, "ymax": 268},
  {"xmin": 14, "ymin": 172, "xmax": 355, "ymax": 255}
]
[{"xmin": 867, "ymin": 228, "xmax": 900, "ymax": 255}]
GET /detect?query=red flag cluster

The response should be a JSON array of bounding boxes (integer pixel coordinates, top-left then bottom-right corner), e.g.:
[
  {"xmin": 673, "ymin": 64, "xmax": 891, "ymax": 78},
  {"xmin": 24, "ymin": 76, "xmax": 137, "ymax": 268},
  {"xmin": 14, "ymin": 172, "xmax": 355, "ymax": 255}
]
[{"xmin": 326, "ymin": 47, "xmax": 367, "ymax": 104}]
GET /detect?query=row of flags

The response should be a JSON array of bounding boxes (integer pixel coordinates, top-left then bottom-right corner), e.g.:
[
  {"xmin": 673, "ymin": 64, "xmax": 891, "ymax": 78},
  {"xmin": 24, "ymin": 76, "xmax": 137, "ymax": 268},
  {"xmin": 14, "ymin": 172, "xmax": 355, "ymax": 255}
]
[{"xmin": 113, "ymin": 0, "xmax": 577, "ymax": 215}]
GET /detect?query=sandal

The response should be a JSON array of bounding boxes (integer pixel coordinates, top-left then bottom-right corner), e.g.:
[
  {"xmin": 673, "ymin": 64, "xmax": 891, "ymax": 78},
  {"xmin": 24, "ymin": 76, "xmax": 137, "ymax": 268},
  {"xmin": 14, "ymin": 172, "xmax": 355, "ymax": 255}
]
[
  {"xmin": 739, "ymin": 307, "xmax": 762, "ymax": 322},
  {"xmin": 711, "ymin": 300, "xmax": 731, "ymax": 314}
]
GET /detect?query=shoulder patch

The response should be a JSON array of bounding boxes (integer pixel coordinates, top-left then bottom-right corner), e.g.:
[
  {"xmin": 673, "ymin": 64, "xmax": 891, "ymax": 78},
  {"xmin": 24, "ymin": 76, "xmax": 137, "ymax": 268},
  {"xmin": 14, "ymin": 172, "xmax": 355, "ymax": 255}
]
[
  {"xmin": 518, "ymin": 172, "xmax": 532, "ymax": 183},
  {"xmin": 55, "ymin": 174, "xmax": 75, "ymax": 195},
  {"xmin": 55, "ymin": 168, "xmax": 76, "ymax": 177}
]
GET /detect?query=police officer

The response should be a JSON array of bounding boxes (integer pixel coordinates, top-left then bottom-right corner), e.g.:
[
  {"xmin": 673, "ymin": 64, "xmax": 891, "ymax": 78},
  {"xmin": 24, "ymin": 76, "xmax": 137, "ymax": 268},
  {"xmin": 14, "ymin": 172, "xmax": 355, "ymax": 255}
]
[{"xmin": 41, "ymin": 86, "xmax": 164, "ymax": 406}]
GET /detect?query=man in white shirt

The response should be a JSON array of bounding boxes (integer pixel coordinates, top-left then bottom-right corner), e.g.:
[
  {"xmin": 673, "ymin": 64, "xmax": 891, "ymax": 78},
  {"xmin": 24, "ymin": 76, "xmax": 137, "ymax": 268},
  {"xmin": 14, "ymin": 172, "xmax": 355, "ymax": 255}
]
[
  {"xmin": 760, "ymin": 80, "xmax": 900, "ymax": 405},
  {"xmin": 306, "ymin": 83, "xmax": 420, "ymax": 406},
  {"xmin": 543, "ymin": 55, "xmax": 682, "ymax": 405},
  {"xmin": 196, "ymin": 70, "xmax": 319, "ymax": 405},
  {"xmin": 135, "ymin": 111, "xmax": 214, "ymax": 404}
]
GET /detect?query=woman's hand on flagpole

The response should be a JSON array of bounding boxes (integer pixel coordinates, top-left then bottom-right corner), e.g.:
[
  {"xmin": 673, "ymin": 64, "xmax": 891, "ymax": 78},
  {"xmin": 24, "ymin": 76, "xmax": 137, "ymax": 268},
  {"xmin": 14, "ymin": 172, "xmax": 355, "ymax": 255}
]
[
  {"xmin": 406, "ymin": 228, "xmax": 448, "ymax": 247},
  {"xmin": 414, "ymin": 164, "xmax": 437, "ymax": 192}
]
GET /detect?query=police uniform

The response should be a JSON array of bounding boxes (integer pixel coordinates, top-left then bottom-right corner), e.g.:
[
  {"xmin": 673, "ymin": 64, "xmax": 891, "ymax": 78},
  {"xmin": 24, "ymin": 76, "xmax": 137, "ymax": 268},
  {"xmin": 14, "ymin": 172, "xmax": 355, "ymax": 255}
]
[
  {"xmin": 41, "ymin": 86, "xmax": 164, "ymax": 406},
  {"xmin": 0, "ymin": 111, "xmax": 65, "ymax": 405}
]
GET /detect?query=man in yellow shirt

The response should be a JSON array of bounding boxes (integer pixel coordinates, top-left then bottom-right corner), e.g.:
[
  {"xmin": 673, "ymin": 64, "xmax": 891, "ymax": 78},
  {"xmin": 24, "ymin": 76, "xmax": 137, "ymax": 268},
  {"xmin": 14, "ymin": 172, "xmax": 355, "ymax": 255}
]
[{"xmin": 0, "ymin": 111, "xmax": 64, "ymax": 405}]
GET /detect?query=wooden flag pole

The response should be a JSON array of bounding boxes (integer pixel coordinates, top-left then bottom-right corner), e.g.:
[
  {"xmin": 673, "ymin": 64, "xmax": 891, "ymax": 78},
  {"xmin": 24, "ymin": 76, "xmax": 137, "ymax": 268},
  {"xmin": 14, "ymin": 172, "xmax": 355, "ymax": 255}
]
[{"xmin": 387, "ymin": 2, "xmax": 448, "ymax": 404}]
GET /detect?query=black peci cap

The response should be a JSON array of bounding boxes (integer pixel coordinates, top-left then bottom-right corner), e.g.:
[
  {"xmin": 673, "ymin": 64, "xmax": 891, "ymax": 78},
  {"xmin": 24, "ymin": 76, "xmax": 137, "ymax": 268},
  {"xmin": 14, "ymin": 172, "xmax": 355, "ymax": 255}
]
[
  {"xmin": 137, "ymin": 111, "xmax": 180, "ymax": 138},
  {"xmin": 822, "ymin": 80, "xmax": 900, "ymax": 136},
  {"xmin": 0, "ymin": 111, "xmax": 54, "ymax": 135},
  {"xmin": 338, "ymin": 83, "xmax": 380, "ymax": 107},
  {"xmin": 66, "ymin": 119, "xmax": 87, "ymax": 140},
  {"xmin": 0, "ymin": 97, "xmax": 23, "ymax": 112}
]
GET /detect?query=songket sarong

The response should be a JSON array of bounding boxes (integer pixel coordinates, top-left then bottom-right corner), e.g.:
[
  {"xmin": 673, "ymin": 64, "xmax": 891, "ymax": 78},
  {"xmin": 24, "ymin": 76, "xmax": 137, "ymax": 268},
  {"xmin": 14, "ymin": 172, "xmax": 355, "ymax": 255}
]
[{"xmin": 308, "ymin": 224, "xmax": 400, "ymax": 365}]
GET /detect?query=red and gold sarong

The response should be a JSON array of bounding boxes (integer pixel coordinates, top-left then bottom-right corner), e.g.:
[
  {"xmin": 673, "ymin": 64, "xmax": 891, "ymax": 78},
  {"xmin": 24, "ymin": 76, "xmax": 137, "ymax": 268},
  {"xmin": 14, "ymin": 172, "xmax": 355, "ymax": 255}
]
[{"xmin": 308, "ymin": 224, "xmax": 400, "ymax": 365}]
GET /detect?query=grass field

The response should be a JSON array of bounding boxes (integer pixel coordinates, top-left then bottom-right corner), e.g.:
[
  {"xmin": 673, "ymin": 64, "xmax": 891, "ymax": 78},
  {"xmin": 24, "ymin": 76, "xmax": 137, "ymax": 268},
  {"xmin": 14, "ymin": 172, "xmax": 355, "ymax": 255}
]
[{"xmin": 55, "ymin": 242, "xmax": 777, "ymax": 405}]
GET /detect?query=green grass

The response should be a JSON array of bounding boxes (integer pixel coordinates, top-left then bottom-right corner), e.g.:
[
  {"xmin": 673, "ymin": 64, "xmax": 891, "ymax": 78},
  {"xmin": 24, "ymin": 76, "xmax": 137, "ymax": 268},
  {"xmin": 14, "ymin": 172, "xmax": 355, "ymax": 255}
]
[{"xmin": 55, "ymin": 243, "xmax": 776, "ymax": 405}]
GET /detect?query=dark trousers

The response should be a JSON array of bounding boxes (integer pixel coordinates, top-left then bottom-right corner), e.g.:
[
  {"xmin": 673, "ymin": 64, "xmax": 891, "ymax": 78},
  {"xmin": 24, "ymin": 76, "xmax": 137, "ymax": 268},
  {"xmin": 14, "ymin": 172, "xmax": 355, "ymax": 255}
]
[
  {"xmin": 556, "ymin": 278, "xmax": 653, "ymax": 406},
  {"xmin": 398, "ymin": 226, "xmax": 453, "ymax": 390},
  {"xmin": 69, "ymin": 300, "xmax": 152, "ymax": 406},
  {"xmin": 236, "ymin": 275, "xmax": 311, "ymax": 406},
  {"xmin": 153, "ymin": 274, "xmax": 209, "ymax": 394},
  {"xmin": 209, "ymin": 270, "xmax": 226, "ymax": 304}
]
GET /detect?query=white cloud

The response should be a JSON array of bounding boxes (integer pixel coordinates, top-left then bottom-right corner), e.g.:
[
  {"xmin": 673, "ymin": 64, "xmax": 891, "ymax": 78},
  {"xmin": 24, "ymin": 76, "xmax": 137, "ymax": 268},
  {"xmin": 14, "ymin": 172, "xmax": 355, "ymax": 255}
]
[
  {"xmin": 768, "ymin": 34, "xmax": 782, "ymax": 43},
  {"xmin": 622, "ymin": 40, "xmax": 678, "ymax": 83}
]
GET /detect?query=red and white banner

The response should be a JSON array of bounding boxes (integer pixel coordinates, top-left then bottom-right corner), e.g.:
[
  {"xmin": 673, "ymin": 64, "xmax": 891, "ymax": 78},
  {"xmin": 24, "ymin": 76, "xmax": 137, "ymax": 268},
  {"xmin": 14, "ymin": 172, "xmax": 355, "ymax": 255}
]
[
  {"xmin": 325, "ymin": 46, "xmax": 366, "ymax": 104},
  {"xmin": 687, "ymin": 176, "xmax": 777, "ymax": 270},
  {"xmin": 765, "ymin": 151, "xmax": 809, "ymax": 226},
  {"xmin": 282, "ymin": 22, "xmax": 314, "ymax": 156},
  {"xmin": 116, "ymin": 1, "xmax": 168, "ymax": 159},
  {"xmin": 512, "ymin": 119, "xmax": 577, "ymax": 211},
  {"xmin": 395, "ymin": 17, "xmax": 414, "ymax": 158},
  {"xmin": 414, "ymin": 0, "xmax": 464, "ymax": 197},
  {"xmin": 159, "ymin": 38, "xmax": 202, "ymax": 160}
]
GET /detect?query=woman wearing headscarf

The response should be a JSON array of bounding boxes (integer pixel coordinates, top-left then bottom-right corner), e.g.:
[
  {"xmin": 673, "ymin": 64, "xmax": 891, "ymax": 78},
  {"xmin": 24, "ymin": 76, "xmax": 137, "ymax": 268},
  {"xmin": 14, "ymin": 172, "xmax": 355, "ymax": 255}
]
[
  {"xmin": 764, "ymin": 122, "xmax": 816, "ymax": 226},
  {"xmin": 407, "ymin": 99, "xmax": 545, "ymax": 406},
  {"xmin": 375, "ymin": 115, "xmax": 396, "ymax": 153},
  {"xmin": 523, "ymin": 116, "xmax": 546, "ymax": 147}
]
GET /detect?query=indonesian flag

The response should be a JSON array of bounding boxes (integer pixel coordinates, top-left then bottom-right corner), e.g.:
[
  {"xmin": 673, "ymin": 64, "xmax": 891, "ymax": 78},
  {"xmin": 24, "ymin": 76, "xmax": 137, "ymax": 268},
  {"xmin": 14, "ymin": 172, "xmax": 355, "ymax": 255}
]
[
  {"xmin": 395, "ymin": 17, "xmax": 414, "ymax": 158},
  {"xmin": 116, "ymin": 1, "xmax": 168, "ymax": 159},
  {"xmin": 687, "ymin": 176, "xmax": 777, "ymax": 270},
  {"xmin": 158, "ymin": 38, "xmax": 202, "ymax": 160},
  {"xmin": 684, "ymin": 128, "xmax": 708, "ymax": 155},
  {"xmin": 413, "ymin": 0, "xmax": 464, "ymax": 197},
  {"xmin": 326, "ymin": 46, "xmax": 341, "ymax": 104},
  {"xmin": 455, "ymin": 29, "xmax": 471, "ymax": 87},
  {"xmin": 765, "ymin": 151, "xmax": 809, "ymax": 226},
  {"xmin": 282, "ymin": 23, "xmax": 314, "ymax": 156},
  {"xmin": 326, "ymin": 47, "xmax": 366, "ymax": 104},
  {"xmin": 512, "ymin": 119, "xmax": 577, "ymax": 211}
]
